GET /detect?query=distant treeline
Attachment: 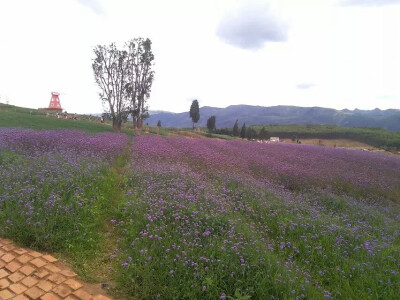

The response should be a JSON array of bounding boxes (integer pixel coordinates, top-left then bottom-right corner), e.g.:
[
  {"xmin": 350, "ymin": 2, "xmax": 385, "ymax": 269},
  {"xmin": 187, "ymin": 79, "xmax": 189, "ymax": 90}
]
[{"xmin": 215, "ymin": 125, "xmax": 400, "ymax": 150}]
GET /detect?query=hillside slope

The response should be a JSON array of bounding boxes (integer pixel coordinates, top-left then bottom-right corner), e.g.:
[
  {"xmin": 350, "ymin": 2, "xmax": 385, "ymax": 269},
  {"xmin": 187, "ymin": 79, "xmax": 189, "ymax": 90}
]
[{"xmin": 0, "ymin": 103, "xmax": 129, "ymax": 134}]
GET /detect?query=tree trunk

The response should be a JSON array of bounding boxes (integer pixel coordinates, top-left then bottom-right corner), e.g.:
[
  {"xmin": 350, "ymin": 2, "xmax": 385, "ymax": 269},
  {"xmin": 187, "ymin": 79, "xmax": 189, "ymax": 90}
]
[
  {"xmin": 132, "ymin": 117, "xmax": 141, "ymax": 135},
  {"xmin": 113, "ymin": 118, "xmax": 121, "ymax": 133},
  {"xmin": 132, "ymin": 117, "xmax": 137, "ymax": 132}
]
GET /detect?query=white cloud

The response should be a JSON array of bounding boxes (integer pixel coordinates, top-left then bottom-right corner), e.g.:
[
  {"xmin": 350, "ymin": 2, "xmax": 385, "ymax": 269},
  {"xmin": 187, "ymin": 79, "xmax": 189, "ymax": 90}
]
[
  {"xmin": 75, "ymin": 0, "xmax": 104, "ymax": 14},
  {"xmin": 297, "ymin": 83, "xmax": 316, "ymax": 89},
  {"xmin": 216, "ymin": 1, "xmax": 288, "ymax": 50},
  {"xmin": 341, "ymin": 0, "xmax": 400, "ymax": 6}
]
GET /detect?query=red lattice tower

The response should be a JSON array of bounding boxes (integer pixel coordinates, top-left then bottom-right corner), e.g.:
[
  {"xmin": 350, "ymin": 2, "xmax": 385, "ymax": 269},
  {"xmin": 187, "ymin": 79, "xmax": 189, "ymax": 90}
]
[{"xmin": 48, "ymin": 92, "xmax": 62, "ymax": 110}]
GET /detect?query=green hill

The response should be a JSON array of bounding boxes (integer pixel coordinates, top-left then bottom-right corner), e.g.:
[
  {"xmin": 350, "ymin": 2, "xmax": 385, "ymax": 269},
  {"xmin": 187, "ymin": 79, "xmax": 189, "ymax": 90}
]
[{"xmin": 0, "ymin": 103, "xmax": 131, "ymax": 134}]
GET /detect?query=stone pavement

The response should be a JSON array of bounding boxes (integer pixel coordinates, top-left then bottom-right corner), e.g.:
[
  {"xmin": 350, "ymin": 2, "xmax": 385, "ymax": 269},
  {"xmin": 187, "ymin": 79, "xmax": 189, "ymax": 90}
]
[{"xmin": 0, "ymin": 238, "xmax": 112, "ymax": 300}]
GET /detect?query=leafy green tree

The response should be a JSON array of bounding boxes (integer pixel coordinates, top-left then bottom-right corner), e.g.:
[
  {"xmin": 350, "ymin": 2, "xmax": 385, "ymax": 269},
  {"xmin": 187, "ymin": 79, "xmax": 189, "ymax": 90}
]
[
  {"xmin": 240, "ymin": 123, "xmax": 246, "ymax": 139},
  {"xmin": 189, "ymin": 100, "xmax": 200, "ymax": 129},
  {"xmin": 157, "ymin": 120, "xmax": 161, "ymax": 127},
  {"xmin": 259, "ymin": 126, "xmax": 270, "ymax": 140},
  {"xmin": 233, "ymin": 120, "xmax": 239, "ymax": 137},
  {"xmin": 246, "ymin": 127, "xmax": 257, "ymax": 140},
  {"xmin": 207, "ymin": 115, "xmax": 216, "ymax": 132}
]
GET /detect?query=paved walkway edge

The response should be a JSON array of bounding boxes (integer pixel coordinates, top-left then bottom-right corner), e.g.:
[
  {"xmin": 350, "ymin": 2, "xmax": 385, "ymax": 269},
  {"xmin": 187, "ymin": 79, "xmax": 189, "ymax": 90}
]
[{"xmin": 0, "ymin": 238, "xmax": 113, "ymax": 300}]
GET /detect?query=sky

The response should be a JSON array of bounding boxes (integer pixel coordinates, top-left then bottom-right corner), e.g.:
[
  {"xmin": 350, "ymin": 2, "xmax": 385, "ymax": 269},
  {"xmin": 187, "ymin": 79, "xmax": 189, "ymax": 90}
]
[{"xmin": 0, "ymin": 0, "xmax": 399, "ymax": 114}]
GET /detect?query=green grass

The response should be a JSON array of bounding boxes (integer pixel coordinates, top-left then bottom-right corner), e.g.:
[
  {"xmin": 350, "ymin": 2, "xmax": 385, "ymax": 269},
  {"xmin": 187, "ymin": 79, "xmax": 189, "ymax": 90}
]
[
  {"xmin": 0, "ymin": 103, "xmax": 47, "ymax": 115},
  {"xmin": 0, "ymin": 104, "xmax": 132, "ymax": 135},
  {"xmin": 66, "ymin": 164, "xmax": 125, "ymax": 282},
  {"xmin": 200, "ymin": 132, "xmax": 238, "ymax": 140},
  {"xmin": 216, "ymin": 124, "xmax": 400, "ymax": 150}
]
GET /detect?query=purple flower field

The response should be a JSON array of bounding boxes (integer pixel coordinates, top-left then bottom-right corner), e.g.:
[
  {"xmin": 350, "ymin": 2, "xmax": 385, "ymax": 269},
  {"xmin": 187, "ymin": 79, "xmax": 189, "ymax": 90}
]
[
  {"xmin": 0, "ymin": 128, "xmax": 128, "ymax": 158},
  {"xmin": 132, "ymin": 136, "xmax": 400, "ymax": 199},
  {"xmin": 0, "ymin": 128, "xmax": 128, "ymax": 250},
  {"xmin": 113, "ymin": 135, "xmax": 400, "ymax": 299},
  {"xmin": 1, "ymin": 130, "xmax": 399, "ymax": 299}
]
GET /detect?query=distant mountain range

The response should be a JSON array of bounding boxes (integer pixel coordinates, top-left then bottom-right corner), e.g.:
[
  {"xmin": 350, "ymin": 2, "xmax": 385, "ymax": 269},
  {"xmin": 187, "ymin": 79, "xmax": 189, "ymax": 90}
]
[{"xmin": 146, "ymin": 105, "xmax": 400, "ymax": 131}]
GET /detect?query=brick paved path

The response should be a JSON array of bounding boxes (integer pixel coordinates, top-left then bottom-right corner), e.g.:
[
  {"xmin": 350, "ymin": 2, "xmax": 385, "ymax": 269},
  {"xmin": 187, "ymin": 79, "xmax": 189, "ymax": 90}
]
[{"xmin": 0, "ymin": 238, "xmax": 112, "ymax": 300}]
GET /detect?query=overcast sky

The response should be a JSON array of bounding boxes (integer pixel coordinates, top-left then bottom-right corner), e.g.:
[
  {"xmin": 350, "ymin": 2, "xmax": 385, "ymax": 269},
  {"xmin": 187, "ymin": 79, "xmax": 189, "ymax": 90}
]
[{"xmin": 0, "ymin": 0, "xmax": 399, "ymax": 114}]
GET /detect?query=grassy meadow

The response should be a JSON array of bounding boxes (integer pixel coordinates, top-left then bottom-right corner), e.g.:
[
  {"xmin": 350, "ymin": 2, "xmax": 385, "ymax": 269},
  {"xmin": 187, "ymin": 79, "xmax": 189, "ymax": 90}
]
[
  {"xmin": 0, "ymin": 103, "xmax": 133, "ymax": 134},
  {"xmin": 0, "ymin": 111, "xmax": 399, "ymax": 299}
]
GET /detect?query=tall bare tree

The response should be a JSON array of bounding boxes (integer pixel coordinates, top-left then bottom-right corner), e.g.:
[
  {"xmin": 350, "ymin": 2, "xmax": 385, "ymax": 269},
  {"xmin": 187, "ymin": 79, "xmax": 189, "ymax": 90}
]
[
  {"xmin": 126, "ymin": 38, "xmax": 155, "ymax": 131},
  {"xmin": 92, "ymin": 44, "xmax": 129, "ymax": 132}
]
